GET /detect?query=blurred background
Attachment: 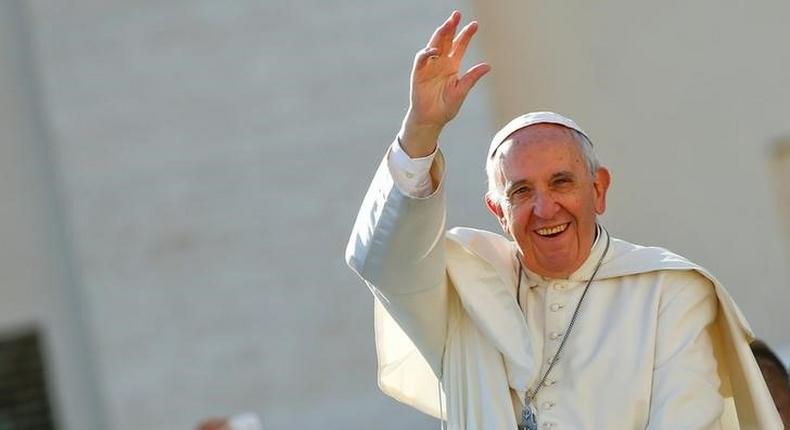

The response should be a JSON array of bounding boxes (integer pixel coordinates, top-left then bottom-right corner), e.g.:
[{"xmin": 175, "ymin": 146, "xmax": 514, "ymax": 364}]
[{"xmin": 1, "ymin": 0, "xmax": 788, "ymax": 429}]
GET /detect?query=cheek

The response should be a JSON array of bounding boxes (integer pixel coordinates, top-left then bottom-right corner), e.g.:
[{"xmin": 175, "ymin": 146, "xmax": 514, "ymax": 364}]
[
  {"xmin": 506, "ymin": 203, "xmax": 531, "ymax": 231},
  {"xmin": 563, "ymin": 193, "xmax": 592, "ymax": 218}
]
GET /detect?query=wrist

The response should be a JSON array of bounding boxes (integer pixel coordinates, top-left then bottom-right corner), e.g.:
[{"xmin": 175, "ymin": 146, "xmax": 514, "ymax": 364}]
[{"xmin": 400, "ymin": 114, "xmax": 443, "ymax": 158}]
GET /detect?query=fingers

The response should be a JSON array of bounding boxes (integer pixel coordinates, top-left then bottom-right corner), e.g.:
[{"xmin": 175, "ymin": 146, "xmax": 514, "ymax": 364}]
[
  {"xmin": 450, "ymin": 21, "xmax": 478, "ymax": 62},
  {"xmin": 426, "ymin": 11, "xmax": 461, "ymax": 54},
  {"xmin": 457, "ymin": 62, "xmax": 491, "ymax": 96}
]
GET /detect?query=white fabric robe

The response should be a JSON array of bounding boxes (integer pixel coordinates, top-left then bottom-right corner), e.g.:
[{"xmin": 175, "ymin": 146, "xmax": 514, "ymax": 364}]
[{"xmin": 345, "ymin": 151, "xmax": 782, "ymax": 429}]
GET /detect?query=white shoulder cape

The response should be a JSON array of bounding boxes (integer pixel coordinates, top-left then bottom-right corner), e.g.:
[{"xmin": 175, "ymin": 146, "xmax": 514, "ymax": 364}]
[{"xmin": 373, "ymin": 227, "xmax": 781, "ymax": 429}]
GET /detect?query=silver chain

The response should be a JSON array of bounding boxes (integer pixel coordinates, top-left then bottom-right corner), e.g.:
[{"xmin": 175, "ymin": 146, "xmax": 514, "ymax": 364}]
[{"xmin": 516, "ymin": 227, "xmax": 611, "ymax": 403}]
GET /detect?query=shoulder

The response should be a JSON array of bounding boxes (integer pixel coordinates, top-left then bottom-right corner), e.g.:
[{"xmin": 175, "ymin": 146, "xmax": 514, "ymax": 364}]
[
  {"xmin": 652, "ymin": 270, "xmax": 717, "ymax": 313},
  {"xmin": 600, "ymin": 235, "xmax": 710, "ymax": 279},
  {"xmin": 446, "ymin": 226, "xmax": 514, "ymax": 264},
  {"xmin": 611, "ymin": 235, "xmax": 756, "ymax": 339},
  {"xmin": 603, "ymin": 235, "xmax": 719, "ymax": 315},
  {"xmin": 444, "ymin": 226, "xmax": 519, "ymax": 286}
]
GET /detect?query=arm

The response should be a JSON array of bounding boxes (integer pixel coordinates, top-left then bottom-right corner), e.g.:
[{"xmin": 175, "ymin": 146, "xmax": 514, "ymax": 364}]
[
  {"xmin": 345, "ymin": 143, "xmax": 448, "ymax": 372},
  {"xmin": 647, "ymin": 271, "xmax": 725, "ymax": 430},
  {"xmin": 345, "ymin": 11, "xmax": 489, "ymax": 373}
]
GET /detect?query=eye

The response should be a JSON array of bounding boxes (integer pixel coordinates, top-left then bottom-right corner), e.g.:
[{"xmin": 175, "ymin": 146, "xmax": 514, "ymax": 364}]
[
  {"xmin": 510, "ymin": 186, "xmax": 532, "ymax": 199},
  {"xmin": 552, "ymin": 177, "xmax": 573, "ymax": 187}
]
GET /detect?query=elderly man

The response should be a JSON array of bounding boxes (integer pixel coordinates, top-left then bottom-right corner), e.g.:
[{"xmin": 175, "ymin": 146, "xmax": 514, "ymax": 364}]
[{"xmin": 345, "ymin": 11, "xmax": 781, "ymax": 430}]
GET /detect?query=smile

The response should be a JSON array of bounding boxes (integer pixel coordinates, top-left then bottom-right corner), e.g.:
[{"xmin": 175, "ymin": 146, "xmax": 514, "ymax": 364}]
[{"xmin": 535, "ymin": 223, "xmax": 570, "ymax": 237}]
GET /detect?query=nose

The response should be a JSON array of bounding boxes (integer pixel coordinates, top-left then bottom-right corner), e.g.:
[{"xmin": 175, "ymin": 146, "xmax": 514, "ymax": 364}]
[{"xmin": 532, "ymin": 191, "xmax": 560, "ymax": 219}]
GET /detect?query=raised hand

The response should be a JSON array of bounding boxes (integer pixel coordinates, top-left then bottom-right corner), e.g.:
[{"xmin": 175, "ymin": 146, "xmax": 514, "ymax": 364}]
[{"xmin": 400, "ymin": 11, "xmax": 491, "ymax": 157}]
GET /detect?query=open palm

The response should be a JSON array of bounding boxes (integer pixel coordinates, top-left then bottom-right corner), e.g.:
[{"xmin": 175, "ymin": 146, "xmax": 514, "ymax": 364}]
[{"xmin": 401, "ymin": 11, "xmax": 490, "ymax": 157}]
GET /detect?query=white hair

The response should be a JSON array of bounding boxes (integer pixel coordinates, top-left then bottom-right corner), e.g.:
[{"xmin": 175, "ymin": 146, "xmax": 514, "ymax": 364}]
[{"xmin": 485, "ymin": 128, "xmax": 601, "ymax": 203}]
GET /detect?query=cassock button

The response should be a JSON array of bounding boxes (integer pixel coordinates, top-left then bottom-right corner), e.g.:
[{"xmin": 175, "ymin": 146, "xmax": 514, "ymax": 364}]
[
  {"xmin": 541, "ymin": 422, "xmax": 555, "ymax": 429},
  {"xmin": 552, "ymin": 283, "xmax": 565, "ymax": 291},
  {"xmin": 404, "ymin": 171, "xmax": 414, "ymax": 179},
  {"xmin": 542, "ymin": 401, "xmax": 555, "ymax": 410},
  {"xmin": 549, "ymin": 303, "xmax": 564, "ymax": 312},
  {"xmin": 549, "ymin": 331, "xmax": 563, "ymax": 340},
  {"xmin": 544, "ymin": 378, "xmax": 557, "ymax": 387}
]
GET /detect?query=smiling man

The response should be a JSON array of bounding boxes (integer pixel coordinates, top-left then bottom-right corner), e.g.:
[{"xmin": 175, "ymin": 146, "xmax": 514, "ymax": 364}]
[
  {"xmin": 485, "ymin": 120, "xmax": 610, "ymax": 280},
  {"xmin": 345, "ymin": 11, "xmax": 781, "ymax": 430}
]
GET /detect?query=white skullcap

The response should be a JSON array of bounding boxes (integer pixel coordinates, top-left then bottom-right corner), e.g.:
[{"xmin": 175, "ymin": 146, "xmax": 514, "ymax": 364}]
[{"xmin": 487, "ymin": 111, "xmax": 591, "ymax": 159}]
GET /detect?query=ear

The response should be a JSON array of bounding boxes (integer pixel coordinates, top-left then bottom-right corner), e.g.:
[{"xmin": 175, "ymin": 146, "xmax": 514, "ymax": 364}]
[
  {"xmin": 593, "ymin": 167, "xmax": 611, "ymax": 214},
  {"xmin": 484, "ymin": 192, "xmax": 509, "ymax": 232}
]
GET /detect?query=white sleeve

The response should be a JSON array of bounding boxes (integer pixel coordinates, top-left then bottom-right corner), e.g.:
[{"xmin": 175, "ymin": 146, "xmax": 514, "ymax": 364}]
[
  {"xmin": 345, "ymin": 146, "xmax": 448, "ymax": 377},
  {"xmin": 387, "ymin": 137, "xmax": 437, "ymax": 198}
]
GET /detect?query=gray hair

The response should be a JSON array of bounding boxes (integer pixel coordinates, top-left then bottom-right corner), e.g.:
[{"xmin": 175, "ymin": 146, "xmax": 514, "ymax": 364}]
[{"xmin": 485, "ymin": 128, "xmax": 601, "ymax": 203}]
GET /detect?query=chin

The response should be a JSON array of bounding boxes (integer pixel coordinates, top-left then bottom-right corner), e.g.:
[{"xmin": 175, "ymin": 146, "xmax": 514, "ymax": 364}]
[{"xmin": 533, "ymin": 254, "xmax": 579, "ymax": 276}]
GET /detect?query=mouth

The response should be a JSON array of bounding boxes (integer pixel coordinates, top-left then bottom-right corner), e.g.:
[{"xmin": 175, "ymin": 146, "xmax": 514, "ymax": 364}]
[{"xmin": 534, "ymin": 222, "xmax": 570, "ymax": 238}]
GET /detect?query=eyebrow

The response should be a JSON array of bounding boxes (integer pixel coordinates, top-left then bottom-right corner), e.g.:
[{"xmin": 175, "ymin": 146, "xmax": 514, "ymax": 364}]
[
  {"xmin": 551, "ymin": 171, "xmax": 576, "ymax": 181},
  {"xmin": 503, "ymin": 179, "xmax": 529, "ymax": 196},
  {"xmin": 503, "ymin": 171, "xmax": 577, "ymax": 196}
]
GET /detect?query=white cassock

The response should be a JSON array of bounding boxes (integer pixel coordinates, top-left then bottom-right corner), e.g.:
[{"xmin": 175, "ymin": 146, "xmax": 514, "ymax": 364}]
[{"xmin": 345, "ymin": 145, "xmax": 782, "ymax": 430}]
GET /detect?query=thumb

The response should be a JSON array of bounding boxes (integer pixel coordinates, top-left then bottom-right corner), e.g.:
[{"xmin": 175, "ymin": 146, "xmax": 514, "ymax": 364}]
[{"xmin": 457, "ymin": 63, "xmax": 491, "ymax": 97}]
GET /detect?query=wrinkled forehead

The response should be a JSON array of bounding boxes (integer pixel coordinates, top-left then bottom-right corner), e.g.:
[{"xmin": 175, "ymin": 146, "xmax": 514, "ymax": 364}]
[
  {"xmin": 496, "ymin": 124, "xmax": 579, "ymax": 165},
  {"xmin": 502, "ymin": 124, "xmax": 583, "ymax": 168}
]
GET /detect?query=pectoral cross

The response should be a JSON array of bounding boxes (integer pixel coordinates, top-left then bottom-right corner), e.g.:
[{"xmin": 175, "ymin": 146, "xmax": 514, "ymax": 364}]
[{"xmin": 518, "ymin": 402, "xmax": 537, "ymax": 430}]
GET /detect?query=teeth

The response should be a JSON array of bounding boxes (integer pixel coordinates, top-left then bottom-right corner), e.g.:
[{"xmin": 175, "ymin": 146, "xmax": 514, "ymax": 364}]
[{"xmin": 536, "ymin": 223, "xmax": 568, "ymax": 236}]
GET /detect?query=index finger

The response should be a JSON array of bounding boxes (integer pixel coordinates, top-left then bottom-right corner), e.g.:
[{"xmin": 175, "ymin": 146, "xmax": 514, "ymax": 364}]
[{"xmin": 426, "ymin": 11, "xmax": 461, "ymax": 54}]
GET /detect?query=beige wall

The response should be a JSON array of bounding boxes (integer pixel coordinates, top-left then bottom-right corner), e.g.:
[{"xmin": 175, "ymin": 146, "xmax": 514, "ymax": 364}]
[
  {"xmin": 770, "ymin": 139, "xmax": 790, "ymax": 258},
  {"xmin": 19, "ymin": 1, "xmax": 490, "ymax": 429},
  {"xmin": 0, "ymin": 2, "xmax": 104, "ymax": 429},
  {"xmin": 472, "ymin": 0, "xmax": 790, "ymax": 351}
]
